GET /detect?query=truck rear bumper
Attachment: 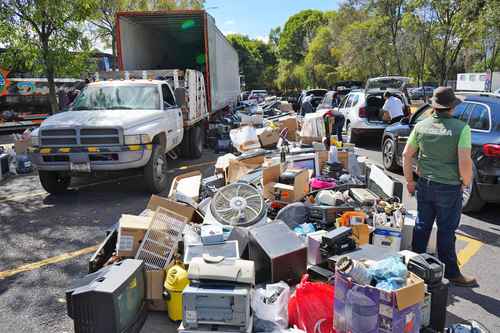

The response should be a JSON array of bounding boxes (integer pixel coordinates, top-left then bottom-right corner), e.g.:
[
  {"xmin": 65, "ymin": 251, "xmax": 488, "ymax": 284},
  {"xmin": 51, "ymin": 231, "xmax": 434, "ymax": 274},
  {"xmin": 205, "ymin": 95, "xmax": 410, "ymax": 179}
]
[{"xmin": 30, "ymin": 144, "xmax": 152, "ymax": 172}]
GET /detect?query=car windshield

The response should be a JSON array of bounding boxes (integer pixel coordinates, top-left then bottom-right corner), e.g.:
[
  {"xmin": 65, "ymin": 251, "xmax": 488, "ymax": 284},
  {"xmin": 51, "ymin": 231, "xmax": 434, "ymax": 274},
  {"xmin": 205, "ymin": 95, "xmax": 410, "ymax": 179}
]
[
  {"xmin": 366, "ymin": 78, "xmax": 408, "ymax": 90},
  {"xmin": 72, "ymin": 85, "xmax": 160, "ymax": 111}
]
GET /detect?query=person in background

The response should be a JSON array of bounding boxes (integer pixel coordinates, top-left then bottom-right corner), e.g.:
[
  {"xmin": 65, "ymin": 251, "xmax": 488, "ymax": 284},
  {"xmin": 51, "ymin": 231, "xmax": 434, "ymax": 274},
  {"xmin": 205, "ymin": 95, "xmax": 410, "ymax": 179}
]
[
  {"xmin": 300, "ymin": 94, "xmax": 314, "ymax": 116},
  {"xmin": 324, "ymin": 109, "xmax": 344, "ymax": 144},
  {"xmin": 381, "ymin": 91, "xmax": 404, "ymax": 124},
  {"xmin": 402, "ymin": 87, "xmax": 476, "ymax": 287}
]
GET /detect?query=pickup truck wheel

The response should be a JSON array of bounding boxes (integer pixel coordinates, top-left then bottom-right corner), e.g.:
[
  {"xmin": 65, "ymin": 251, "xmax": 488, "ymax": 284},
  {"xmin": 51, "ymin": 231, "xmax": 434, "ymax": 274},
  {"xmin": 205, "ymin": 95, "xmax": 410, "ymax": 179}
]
[
  {"xmin": 144, "ymin": 144, "xmax": 168, "ymax": 194},
  {"xmin": 38, "ymin": 171, "xmax": 71, "ymax": 194},
  {"xmin": 189, "ymin": 125, "xmax": 204, "ymax": 159},
  {"xmin": 382, "ymin": 137, "xmax": 401, "ymax": 172}
]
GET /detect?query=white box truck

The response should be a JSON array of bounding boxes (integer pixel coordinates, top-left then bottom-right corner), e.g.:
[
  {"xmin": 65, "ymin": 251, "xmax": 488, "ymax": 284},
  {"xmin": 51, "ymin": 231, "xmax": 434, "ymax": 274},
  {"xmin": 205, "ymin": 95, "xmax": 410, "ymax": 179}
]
[{"xmin": 30, "ymin": 11, "xmax": 240, "ymax": 194}]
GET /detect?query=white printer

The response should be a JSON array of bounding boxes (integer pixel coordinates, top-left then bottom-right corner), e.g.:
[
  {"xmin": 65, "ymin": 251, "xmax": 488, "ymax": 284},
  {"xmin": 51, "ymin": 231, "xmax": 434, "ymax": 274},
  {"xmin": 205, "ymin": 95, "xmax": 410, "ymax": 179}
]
[{"xmin": 182, "ymin": 256, "xmax": 254, "ymax": 332}]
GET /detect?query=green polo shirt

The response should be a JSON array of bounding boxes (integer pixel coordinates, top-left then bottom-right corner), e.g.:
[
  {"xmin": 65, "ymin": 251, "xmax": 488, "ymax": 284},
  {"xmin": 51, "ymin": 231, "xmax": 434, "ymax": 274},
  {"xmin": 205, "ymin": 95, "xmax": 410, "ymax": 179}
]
[{"xmin": 407, "ymin": 113, "xmax": 471, "ymax": 185}]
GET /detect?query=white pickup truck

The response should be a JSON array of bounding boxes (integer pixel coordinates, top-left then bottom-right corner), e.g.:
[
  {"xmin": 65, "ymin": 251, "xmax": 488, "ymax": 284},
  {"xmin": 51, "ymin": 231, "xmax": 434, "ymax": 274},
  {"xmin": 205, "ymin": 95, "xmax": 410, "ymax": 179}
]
[{"xmin": 30, "ymin": 69, "xmax": 208, "ymax": 194}]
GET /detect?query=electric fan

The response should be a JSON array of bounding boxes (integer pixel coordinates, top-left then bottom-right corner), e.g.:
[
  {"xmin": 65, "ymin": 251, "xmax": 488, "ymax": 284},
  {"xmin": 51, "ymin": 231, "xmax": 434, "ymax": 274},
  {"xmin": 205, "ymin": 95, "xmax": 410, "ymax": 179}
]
[{"xmin": 209, "ymin": 182, "xmax": 267, "ymax": 227}]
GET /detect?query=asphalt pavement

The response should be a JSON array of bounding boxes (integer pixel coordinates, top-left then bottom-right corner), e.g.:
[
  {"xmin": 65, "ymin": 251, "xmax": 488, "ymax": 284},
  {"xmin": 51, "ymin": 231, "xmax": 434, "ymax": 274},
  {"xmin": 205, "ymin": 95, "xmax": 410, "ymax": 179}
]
[{"xmin": 0, "ymin": 144, "xmax": 499, "ymax": 332}]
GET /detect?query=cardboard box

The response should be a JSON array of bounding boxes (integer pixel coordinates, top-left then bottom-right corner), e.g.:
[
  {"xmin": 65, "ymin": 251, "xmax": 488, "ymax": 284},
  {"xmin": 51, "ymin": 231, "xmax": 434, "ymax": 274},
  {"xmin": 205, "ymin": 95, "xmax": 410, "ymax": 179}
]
[
  {"xmin": 226, "ymin": 154, "xmax": 264, "ymax": 184},
  {"xmin": 262, "ymin": 164, "xmax": 310, "ymax": 202},
  {"xmin": 146, "ymin": 195, "xmax": 197, "ymax": 223},
  {"xmin": 147, "ymin": 299, "xmax": 167, "ymax": 312},
  {"xmin": 300, "ymin": 136, "xmax": 323, "ymax": 145},
  {"xmin": 116, "ymin": 215, "xmax": 152, "ymax": 257},
  {"xmin": 14, "ymin": 140, "xmax": 31, "ymax": 155},
  {"xmin": 146, "ymin": 269, "xmax": 165, "ymax": 300},
  {"xmin": 168, "ymin": 171, "xmax": 202, "ymax": 205},
  {"xmin": 372, "ymin": 227, "xmax": 402, "ymax": 251},
  {"xmin": 334, "ymin": 271, "xmax": 424, "ymax": 333},
  {"xmin": 307, "ymin": 230, "xmax": 328, "ymax": 265},
  {"xmin": 257, "ymin": 128, "xmax": 280, "ymax": 148},
  {"xmin": 279, "ymin": 101, "xmax": 294, "ymax": 113},
  {"xmin": 215, "ymin": 153, "xmax": 237, "ymax": 175},
  {"xmin": 278, "ymin": 116, "xmax": 298, "ymax": 140},
  {"xmin": 351, "ymin": 224, "xmax": 370, "ymax": 245}
]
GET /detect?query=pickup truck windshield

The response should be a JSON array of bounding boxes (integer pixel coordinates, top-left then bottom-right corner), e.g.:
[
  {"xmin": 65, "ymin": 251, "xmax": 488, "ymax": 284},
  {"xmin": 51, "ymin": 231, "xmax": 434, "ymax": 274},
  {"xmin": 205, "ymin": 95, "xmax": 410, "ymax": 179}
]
[{"xmin": 72, "ymin": 85, "xmax": 160, "ymax": 111}]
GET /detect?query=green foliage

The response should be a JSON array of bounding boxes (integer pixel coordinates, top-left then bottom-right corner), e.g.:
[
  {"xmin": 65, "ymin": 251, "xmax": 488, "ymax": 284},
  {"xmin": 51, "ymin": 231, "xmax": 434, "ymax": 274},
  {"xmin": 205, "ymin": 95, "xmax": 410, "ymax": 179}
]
[
  {"xmin": 0, "ymin": 0, "xmax": 98, "ymax": 112},
  {"xmin": 278, "ymin": 10, "xmax": 327, "ymax": 63},
  {"xmin": 227, "ymin": 34, "xmax": 277, "ymax": 91}
]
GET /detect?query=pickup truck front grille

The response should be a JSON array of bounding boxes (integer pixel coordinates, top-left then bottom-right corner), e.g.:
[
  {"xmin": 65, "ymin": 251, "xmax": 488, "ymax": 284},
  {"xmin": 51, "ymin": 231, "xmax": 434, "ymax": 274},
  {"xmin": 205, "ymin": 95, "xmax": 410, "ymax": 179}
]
[{"xmin": 40, "ymin": 127, "xmax": 122, "ymax": 146}]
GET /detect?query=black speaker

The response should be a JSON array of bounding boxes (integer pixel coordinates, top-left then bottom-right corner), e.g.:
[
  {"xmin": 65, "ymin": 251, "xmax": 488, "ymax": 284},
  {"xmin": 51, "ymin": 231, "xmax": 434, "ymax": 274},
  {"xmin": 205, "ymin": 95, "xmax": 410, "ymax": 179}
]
[
  {"xmin": 428, "ymin": 279, "xmax": 449, "ymax": 332},
  {"xmin": 249, "ymin": 221, "xmax": 307, "ymax": 284}
]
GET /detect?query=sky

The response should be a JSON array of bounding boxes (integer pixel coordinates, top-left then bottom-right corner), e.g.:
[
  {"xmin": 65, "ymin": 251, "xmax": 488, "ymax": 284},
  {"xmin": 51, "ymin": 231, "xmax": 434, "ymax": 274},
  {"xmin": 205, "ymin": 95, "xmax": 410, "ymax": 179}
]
[{"xmin": 205, "ymin": 0, "xmax": 339, "ymax": 42}]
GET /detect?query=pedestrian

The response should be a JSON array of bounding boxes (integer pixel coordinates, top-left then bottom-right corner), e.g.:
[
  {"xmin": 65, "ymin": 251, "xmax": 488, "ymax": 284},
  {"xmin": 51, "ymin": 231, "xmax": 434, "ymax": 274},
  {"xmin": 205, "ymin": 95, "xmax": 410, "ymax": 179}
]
[
  {"xmin": 381, "ymin": 91, "xmax": 404, "ymax": 124},
  {"xmin": 300, "ymin": 94, "xmax": 314, "ymax": 116},
  {"xmin": 402, "ymin": 87, "xmax": 476, "ymax": 287}
]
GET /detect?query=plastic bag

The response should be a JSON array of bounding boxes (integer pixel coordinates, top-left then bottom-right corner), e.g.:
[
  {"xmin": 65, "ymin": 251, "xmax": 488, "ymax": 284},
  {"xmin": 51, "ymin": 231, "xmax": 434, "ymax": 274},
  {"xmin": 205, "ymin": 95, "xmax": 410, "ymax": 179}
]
[
  {"xmin": 252, "ymin": 282, "xmax": 290, "ymax": 332},
  {"xmin": 288, "ymin": 275, "xmax": 336, "ymax": 333},
  {"xmin": 367, "ymin": 256, "xmax": 407, "ymax": 291},
  {"xmin": 229, "ymin": 126, "xmax": 260, "ymax": 152}
]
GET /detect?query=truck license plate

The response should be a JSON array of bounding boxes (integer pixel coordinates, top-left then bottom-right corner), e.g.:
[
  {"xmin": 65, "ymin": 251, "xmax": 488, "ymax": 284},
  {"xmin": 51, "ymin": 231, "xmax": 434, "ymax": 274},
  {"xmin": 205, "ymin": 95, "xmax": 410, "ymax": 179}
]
[{"xmin": 70, "ymin": 162, "xmax": 91, "ymax": 173}]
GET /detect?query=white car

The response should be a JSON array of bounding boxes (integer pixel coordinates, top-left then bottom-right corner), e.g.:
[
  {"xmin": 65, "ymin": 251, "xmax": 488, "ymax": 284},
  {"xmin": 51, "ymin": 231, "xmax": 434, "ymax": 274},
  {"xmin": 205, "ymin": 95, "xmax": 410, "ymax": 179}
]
[{"xmin": 336, "ymin": 77, "xmax": 410, "ymax": 144}]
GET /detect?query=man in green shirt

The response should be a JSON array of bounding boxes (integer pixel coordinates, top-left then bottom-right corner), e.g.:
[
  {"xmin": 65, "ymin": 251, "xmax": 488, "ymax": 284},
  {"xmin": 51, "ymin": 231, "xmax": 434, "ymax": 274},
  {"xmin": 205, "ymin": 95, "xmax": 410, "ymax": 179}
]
[{"xmin": 403, "ymin": 87, "xmax": 477, "ymax": 287}]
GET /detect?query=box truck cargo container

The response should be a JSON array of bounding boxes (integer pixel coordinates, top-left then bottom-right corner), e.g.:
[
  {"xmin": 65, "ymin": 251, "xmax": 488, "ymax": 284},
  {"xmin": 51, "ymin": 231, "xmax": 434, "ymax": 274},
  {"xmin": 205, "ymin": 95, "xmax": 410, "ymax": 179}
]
[{"xmin": 116, "ymin": 10, "xmax": 241, "ymax": 114}]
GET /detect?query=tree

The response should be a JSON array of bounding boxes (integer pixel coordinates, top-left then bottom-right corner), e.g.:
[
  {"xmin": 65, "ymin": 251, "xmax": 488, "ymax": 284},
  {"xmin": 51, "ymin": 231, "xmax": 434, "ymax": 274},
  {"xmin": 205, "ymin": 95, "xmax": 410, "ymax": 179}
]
[
  {"xmin": 0, "ymin": 0, "xmax": 97, "ymax": 114},
  {"xmin": 90, "ymin": 0, "xmax": 205, "ymax": 71},
  {"xmin": 369, "ymin": 0, "xmax": 407, "ymax": 74},
  {"xmin": 226, "ymin": 34, "xmax": 277, "ymax": 91},
  {"xmin": 424, "ymin": 0, "xmax": 486, "ymax": 84},
  {"xmin": 303, "ymin": 27, "xmax": 338, "ymax": 88},
  {"xmin": 278, "ymin": 10, "xmax": 327, "ymax": 63}
]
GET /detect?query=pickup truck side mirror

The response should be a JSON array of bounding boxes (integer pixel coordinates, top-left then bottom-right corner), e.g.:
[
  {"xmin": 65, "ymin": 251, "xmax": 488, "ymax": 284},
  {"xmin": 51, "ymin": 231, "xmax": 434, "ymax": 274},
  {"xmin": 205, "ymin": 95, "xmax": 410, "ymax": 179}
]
[{"xmin": 174, "ymin": 87, "xmax": 186, "ymax": 106}]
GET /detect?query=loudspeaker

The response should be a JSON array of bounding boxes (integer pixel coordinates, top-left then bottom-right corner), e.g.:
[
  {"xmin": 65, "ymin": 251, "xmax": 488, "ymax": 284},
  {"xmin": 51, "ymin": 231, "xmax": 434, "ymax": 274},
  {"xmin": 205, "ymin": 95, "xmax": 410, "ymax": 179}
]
[
  {"xmin": 428, "ymin": 279, "xmax": 449, "ymax": 332},
  {"xmin": 249, "ymin": 221, "xmax": 307, "ymax": 284}
]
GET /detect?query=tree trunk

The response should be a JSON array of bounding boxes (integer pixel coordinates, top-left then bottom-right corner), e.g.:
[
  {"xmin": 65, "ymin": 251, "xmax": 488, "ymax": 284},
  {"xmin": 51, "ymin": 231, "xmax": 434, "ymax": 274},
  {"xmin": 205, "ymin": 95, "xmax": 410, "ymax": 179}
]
[
  {"xmin": 41, "ymin": 36, "xmax": 59, "ymax": 114},
  {"xmin": 111, "ymin": 28, "xmax": 117, "ymax": 71}
]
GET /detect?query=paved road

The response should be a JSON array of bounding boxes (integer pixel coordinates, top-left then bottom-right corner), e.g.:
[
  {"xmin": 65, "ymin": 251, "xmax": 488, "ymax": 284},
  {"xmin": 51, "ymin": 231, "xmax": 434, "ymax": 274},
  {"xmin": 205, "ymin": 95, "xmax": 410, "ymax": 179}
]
[
  {"xmin": 0, "ymin": 144, "xmax": 499, "ymax": 332},
  {"xmin": 356, "ymin": 141, "xmax": 500, "ymax": 332}
]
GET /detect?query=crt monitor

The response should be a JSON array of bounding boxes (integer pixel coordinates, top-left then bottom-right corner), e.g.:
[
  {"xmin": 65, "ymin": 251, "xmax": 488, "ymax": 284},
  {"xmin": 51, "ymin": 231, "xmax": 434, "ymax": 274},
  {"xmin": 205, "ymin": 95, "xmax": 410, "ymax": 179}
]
[
  {"xmin": 66, "ymin": 259, "xmax": 147, "ymax": 333},
  {"xmin": 288, "ymin": 153, "xmax": 320, "ymax": 177}
]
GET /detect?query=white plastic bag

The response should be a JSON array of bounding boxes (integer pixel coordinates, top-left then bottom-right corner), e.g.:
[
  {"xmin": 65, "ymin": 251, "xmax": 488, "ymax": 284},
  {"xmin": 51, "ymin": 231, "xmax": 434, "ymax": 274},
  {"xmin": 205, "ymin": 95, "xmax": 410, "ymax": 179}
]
[
  {"xmin": 229, "ymin": 126, "xmax": 260, "ymax": 152},
  {"xmin": 252, "ymin": 281, "xmax": 290, "ymax": 331}
]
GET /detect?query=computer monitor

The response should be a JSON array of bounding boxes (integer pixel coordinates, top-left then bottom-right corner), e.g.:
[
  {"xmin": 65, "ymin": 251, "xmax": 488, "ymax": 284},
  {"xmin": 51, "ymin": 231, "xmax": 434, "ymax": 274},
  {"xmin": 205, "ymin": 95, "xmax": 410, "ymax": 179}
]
[
  {"xmin": 288, "ymin": 153, "xmax": 320, "ymax": 177},
  {"xmin": 66, "ymin": 259, "xmax": 147, "ymax": 333}
]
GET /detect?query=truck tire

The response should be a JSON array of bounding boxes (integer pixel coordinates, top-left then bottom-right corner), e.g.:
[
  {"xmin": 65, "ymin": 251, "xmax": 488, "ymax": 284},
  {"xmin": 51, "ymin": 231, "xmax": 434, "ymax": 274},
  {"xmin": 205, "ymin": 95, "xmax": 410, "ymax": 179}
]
[
  {"xmin": 144, "ymin": 144, "xmax": 168, "ymax": 194},
  {"xmin": 178, "ymin": 129, "xmax": 191, "ymax": 158},
  {"xmin": 39, "ymin": 171, "xmax": 71, "ymax": 194},
  {"xmin": 189, "ymin": 124, "xmax": 204, "ymax": 159}
]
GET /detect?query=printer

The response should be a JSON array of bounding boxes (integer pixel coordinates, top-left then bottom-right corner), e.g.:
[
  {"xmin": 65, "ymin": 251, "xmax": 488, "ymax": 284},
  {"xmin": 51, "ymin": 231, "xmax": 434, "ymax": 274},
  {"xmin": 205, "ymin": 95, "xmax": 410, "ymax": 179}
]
[{"xmin": 182, "ymin": 256, "xmax": 254, "ymax": 332}]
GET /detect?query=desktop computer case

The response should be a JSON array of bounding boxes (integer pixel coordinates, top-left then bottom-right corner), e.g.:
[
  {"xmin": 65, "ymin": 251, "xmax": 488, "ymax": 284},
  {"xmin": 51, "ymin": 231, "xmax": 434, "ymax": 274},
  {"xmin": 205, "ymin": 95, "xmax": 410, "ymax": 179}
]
[{"xmin": 249, "ymin": 221, "xmax": 307, "ymax": 284}]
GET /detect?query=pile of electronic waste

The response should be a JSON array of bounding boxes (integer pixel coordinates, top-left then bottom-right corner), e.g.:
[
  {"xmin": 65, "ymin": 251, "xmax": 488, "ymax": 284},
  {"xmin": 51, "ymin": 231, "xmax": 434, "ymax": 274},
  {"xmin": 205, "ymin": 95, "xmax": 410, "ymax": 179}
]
[{"xmin": 66, "ymin": 129, "xmax": 452, "ymax": 333}]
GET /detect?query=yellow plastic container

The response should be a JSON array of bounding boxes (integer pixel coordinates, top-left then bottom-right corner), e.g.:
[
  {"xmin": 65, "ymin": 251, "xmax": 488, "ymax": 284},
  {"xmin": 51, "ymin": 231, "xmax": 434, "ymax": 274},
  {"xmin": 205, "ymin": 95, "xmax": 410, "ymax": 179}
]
[{"xmin": 164, "ymin": 262, "xmax": 189, "ymax": 321}]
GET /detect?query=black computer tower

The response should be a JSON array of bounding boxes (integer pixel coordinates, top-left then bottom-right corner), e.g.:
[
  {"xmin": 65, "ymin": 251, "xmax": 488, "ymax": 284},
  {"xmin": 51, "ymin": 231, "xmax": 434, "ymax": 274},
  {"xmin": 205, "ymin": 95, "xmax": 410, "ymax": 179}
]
[
  {"xmin": 428, "ymin": 280, "xmax": 449, "ymax": 332},
  {"xmin": 249, "ymin": 221, "xmax": 307, "ymax": 284}
]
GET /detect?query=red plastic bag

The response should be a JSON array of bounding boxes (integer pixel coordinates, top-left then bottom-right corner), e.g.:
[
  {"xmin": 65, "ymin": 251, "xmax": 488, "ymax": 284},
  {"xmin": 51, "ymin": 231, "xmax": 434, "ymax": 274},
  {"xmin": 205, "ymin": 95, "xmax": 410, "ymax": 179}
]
[{"xmin": 288, "ymin": 274, "xmax": 336, "ymax": 333}]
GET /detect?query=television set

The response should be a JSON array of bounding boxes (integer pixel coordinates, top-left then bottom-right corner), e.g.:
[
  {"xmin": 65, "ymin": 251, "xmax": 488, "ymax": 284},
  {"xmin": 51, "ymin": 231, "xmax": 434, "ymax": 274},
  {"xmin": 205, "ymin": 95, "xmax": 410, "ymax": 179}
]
[
  {"xmin": 288, "ymin": 153, "xmax": 320, "ymax": 177},
  {"xmin": 66, "ymin": 259, "xmax": 147, "ymax": 333}
]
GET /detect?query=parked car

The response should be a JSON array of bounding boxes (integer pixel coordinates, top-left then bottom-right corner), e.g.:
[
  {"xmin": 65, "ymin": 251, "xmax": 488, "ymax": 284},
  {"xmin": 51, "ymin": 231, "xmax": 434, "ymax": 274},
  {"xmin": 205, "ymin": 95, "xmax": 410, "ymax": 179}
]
[
  {"xmin": 381, "ymin": 94, "xmax": 500, "ymax": 212},
  {"xmin": 408, "ymin": 86, "xmax": 435, "ymax": 100},
  {"xmin": 335, "ymin": 77, "xmax": 411, "ymax": 144},
  {"xmin": 297, "ymin": 89, "xmax": 328, "ymax": 110},
  {"xmin": 248, "ymin": 90, "xmax": 268, "ymax": 103}
]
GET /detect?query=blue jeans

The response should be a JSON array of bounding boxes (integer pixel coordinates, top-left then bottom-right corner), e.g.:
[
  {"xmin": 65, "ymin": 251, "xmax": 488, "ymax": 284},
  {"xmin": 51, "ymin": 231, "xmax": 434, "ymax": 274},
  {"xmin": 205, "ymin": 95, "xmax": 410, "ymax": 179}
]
[{"xmin": 412, "ymin": 178, "xmax": 462, "ymax": 279}]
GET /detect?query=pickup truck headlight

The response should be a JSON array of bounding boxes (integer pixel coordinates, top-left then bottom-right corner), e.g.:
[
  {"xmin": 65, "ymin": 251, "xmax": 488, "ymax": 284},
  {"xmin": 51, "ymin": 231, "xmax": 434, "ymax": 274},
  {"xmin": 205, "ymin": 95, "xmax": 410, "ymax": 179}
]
[
  {"xmin": 31, "ymin": 136, "xmax": 40, "ymax": 147},
  {"xmin": 124, "ymin": 134, "xmax": 152, "ymax": 145}
]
